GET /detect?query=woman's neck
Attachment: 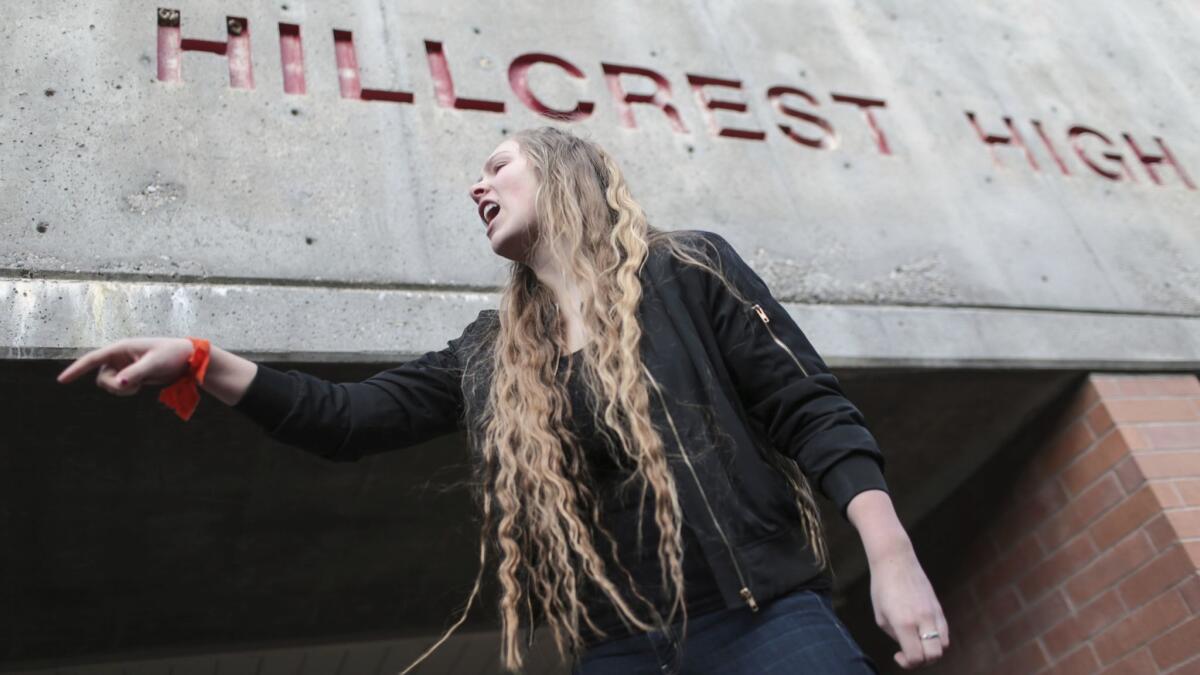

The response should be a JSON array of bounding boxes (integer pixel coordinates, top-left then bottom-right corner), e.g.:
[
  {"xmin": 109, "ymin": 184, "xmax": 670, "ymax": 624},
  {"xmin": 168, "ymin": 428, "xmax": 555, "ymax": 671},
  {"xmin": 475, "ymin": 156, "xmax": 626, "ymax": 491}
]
[
  {"xmin": 528, "ymin": 247, "xmax": 582, "ymax": 313},
  {"xmin": 527, "ymin": 244, "xmax": 592, "ymax": 353}
]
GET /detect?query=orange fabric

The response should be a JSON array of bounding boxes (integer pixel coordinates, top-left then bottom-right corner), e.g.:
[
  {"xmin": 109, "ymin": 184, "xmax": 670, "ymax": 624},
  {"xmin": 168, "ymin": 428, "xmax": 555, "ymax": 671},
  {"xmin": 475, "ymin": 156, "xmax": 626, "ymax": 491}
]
[{"xmin": 158, "ymin": 337, "xmax": 211, "ymax": 421}]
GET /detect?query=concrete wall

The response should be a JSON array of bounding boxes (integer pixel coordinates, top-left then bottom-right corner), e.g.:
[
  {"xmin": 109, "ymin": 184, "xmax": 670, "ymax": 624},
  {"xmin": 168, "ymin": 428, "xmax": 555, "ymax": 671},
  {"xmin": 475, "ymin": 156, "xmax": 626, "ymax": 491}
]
[{"xmin": 2, "ymin": 0, "xmax": 1198, "ymax": 366}]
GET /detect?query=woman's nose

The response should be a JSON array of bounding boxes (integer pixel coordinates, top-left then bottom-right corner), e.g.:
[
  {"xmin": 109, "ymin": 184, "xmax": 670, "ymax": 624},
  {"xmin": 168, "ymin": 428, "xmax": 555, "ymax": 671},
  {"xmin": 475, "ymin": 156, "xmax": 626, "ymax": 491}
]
[{"xmin": 469, "ymin": 181, "xmax": 486, "ymax": 201}]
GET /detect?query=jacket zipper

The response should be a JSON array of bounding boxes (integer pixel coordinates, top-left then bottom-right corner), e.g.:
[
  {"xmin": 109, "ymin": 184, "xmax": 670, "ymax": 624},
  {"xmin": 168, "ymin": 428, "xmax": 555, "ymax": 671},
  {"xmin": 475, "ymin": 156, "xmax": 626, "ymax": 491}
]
[
  {"xmin": 750, "ymin": 303, "xmax": 809, "ymax": 378},
  {"xmin": 648, "ymin": 379, "xmax": 760, "ymax": 613},
  {"xmin": 642, "ymin": 301, "xmax": 807, "ymax": 613}
]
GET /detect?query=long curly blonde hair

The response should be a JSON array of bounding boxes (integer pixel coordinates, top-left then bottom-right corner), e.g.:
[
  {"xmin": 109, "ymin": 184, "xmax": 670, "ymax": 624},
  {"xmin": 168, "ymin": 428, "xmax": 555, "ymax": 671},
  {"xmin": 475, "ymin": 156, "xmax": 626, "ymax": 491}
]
[{"xmin": 400, "ymin": 126, "xmax": 831, "ymax": 673}]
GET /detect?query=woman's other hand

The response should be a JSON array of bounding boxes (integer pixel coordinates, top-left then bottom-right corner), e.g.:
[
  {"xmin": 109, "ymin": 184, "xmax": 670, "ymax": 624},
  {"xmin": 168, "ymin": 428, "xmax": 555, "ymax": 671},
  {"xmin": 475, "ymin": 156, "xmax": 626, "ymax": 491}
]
[
  {"xmin": 869, "ymin": 539, "xmax": 950, "ymax": 669},
  {"xmin": 56, "ymin": 337, "xmax": 195, "ymax": 396},
  {"xmin": 847, "ymin": 489, "xmax": 950, "ymax": 669}
]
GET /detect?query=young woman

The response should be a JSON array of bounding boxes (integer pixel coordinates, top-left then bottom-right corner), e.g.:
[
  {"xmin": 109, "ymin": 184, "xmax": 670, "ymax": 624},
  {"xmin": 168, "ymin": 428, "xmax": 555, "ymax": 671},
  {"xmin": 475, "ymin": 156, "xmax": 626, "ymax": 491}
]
[{"xmin": 57, "ymin": 126, "xmax": 948, "ymax": 674}]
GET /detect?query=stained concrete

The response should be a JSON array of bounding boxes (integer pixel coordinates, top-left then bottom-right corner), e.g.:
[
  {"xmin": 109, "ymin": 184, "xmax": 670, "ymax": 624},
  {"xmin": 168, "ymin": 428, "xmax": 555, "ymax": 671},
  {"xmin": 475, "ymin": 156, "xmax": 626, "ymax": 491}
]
[{"xmin": 4, "ymin": 278, "xmax": 1198, "ymax": 369}]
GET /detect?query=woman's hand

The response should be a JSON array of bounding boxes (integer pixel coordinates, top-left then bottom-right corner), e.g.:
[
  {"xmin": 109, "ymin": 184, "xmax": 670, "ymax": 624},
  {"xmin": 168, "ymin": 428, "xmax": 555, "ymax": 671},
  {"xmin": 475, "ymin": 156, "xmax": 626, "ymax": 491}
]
[
  {"xmin": 56, "ymin": 337, "xmax": 195, "ymax": 396},
  {"xmin": 847, "ymin": 490, "xmax": 949, "ymax": 669},
  {"xmin": 868, "ymin": 539, "xmax": 950, "ymax": 669}
]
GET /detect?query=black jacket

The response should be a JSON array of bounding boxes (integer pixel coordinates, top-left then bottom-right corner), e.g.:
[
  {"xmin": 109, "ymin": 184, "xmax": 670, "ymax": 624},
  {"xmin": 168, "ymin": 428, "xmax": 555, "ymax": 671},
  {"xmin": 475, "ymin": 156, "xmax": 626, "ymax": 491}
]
[{"xmin": 232, "ymin": 229, "xmax": 889, "ymax": 613}]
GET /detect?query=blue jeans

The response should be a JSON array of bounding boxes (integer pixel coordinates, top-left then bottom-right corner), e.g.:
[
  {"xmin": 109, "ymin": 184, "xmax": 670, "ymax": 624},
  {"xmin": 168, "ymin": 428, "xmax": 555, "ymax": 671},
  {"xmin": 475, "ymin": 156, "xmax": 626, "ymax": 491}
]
[{"xmin": 571, "ymin": 588, "xmax": 880, "ymax": 674}]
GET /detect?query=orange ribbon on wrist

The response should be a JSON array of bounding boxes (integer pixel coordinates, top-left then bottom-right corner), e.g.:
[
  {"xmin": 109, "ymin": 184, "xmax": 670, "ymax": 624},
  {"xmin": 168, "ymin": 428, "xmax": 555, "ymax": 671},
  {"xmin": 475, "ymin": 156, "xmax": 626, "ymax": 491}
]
[{"xmin": 158, "ymin": 337, "xmax": 211, "ymax": 421}]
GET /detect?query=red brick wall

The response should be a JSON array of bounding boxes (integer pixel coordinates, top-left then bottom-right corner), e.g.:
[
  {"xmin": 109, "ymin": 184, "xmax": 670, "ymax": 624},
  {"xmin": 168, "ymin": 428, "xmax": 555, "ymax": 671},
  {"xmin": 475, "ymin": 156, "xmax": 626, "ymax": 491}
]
[{"xmin": 932, "ymin": 374, "xmax": 1200, "ymax": 675}]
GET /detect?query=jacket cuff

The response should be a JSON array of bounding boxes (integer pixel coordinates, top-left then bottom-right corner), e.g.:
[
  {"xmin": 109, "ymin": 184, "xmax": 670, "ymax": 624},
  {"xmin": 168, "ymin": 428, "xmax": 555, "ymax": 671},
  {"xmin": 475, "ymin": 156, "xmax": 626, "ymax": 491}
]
[
  {"xmin": 231, "ymin": 362, "xmax": 297, "ymax": 432},
  {"xmin": 820, "ymin": 453, "xmax": 890, "ymax": 522}
]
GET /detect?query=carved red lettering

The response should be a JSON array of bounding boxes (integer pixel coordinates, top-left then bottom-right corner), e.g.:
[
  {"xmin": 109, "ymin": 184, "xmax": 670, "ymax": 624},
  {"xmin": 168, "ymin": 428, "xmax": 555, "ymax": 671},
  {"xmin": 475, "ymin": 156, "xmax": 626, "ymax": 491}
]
[
  {"xmin": 333, "ymin": 29, "xmax": 413, "ymax": 103},
  {"xmin": 685, "ymin": 74, "xmax": 765, "ymax": 141},
  {"xmin": 965, "ymin": 112, "xmax": 1039, "ymax": 170},
  {"xmin": 1068, "ymin": 126, "xmax": 1138, "ymax": 181},
  {"xmin": 424, "ymin": 40, "xmax": 505, "ymax": 112},
  {"xmin": 150, "ymin": 8, "xmax": 1194, "ymax": 191},
  {"xmin": 508, "ymin": 53, "xmax": 594, "ymax": 122},
  {"xmin": 278, "ymin": 23, "xmax": 305, "ymax": 95},
  {"xmin": 1030, "ymin": 119, "xmax": 1071, "ymax": 175},
  {"xmin": 832, "ymin": 93, "xmax": 891, "ymax": 155},
  {"xmin": 1122, "ymin": 133, "xmax": 1196, "ymax": 189},
  {"xmin": 600, "ymin": 63, "xmax": 689, "ymax": 134},
  {"xmin": 765, "ymin": 86, "xmax": 835, "ymax": 149},
  {"xmin": 156, "ymin": 8, "xmax": 254, "ymax": 89}
]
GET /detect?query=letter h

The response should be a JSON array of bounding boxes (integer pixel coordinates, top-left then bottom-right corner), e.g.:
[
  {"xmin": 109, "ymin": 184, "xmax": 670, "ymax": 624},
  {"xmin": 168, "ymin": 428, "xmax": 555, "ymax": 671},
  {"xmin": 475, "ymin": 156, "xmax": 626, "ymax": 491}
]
[{"xmin": 156, "ymin": 7, "xmax": 255, "ymax": 89}]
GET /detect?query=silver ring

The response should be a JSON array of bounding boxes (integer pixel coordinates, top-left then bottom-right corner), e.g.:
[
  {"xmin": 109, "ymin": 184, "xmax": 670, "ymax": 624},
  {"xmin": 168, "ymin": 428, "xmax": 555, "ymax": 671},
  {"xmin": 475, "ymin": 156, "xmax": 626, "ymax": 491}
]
[{"xmin": 920, "ymin": 631, "xmax": 940, "ymax": 640}]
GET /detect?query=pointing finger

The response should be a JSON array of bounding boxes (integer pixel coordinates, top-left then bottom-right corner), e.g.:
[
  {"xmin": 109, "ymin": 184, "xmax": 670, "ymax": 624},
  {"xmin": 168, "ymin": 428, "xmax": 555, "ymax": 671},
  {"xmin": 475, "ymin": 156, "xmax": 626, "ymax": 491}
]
[{"xmin": 57, "ymin": 344, "xmax": 119, "ymax": 384}]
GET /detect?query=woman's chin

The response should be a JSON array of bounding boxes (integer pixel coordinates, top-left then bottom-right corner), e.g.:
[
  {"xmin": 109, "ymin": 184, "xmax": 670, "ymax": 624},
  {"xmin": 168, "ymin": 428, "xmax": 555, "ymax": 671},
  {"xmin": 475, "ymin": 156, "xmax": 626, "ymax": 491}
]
[
  {"xmin": 489, "ymin": 229, "xmax": 516, "ymax": 258},
  {"xmin": 486, "ymin": 218, "xmax": 538, "ymax": 262}
]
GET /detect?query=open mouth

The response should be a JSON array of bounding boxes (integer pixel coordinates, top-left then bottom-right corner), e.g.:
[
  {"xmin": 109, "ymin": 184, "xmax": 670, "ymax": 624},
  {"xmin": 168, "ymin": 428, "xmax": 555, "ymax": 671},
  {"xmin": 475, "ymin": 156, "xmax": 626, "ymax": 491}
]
[{"xmin": 480, "ymin": 200, "xmax": 500, "ymax": 228}]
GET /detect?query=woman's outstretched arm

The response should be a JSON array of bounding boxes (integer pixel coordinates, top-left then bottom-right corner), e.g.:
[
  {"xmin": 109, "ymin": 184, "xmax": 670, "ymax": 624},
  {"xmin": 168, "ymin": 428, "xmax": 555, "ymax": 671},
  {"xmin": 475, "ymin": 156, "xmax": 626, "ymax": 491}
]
[
  {"xmin": 199, "ymin": 344, "xmax": 258, "ymax": 406},
  {"xmin": 226, "ymin": 309, "xmax": 495, "ymax": 462},
  {"xmin": 230, "ymin": 343, "xmax": 468, "ymax": 462},
  {"xmin": 56, "ymin": 309, "xmax": 495, "ymax": 463}
]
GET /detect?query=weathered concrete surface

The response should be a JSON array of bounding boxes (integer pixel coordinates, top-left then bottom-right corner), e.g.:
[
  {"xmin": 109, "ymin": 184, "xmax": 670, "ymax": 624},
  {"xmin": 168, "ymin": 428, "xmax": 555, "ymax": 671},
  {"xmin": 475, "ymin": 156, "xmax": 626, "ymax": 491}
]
[
  {"xmin": 0, "ymin": 278, "xmax": 497, "ymax": 362},
  {"xmin": 4, "ymin": 278, "xmax": 1198, "ymax": 369},
  {"xmin": 2, "ymin": 0, "xmax": 1199, "ymax": 364}
]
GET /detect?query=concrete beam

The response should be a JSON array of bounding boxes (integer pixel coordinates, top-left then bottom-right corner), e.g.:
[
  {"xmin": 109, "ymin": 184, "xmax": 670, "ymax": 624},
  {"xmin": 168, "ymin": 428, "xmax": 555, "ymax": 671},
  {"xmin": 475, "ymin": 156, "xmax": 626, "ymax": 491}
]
[{"xmin": 5, "ymin": 277, "xmax": 1198, "ymax": 370}]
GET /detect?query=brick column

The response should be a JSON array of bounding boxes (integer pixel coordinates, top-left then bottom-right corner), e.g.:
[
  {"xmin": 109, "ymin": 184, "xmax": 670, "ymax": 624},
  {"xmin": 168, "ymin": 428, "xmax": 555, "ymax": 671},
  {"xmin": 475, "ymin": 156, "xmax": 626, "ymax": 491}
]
[{"xmin": 934, "ymin": 374, "xmax": 1200, "ymax": 675}]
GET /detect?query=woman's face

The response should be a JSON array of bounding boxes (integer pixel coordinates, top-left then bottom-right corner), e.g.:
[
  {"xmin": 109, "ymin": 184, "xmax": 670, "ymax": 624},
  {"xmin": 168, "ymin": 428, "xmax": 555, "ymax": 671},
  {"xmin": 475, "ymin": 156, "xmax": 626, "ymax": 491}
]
[{"xmin": 469, "ymin": 139, "xmax": 540, "ymax": 262}]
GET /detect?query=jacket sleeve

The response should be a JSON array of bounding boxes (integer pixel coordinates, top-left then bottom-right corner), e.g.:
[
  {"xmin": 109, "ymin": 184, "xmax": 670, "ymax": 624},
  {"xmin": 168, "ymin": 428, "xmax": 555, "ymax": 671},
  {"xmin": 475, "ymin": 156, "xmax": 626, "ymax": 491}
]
[
  {"xmin": 231, "ymin": 309, "xmax": 491, "ymax": 462},
  {"xmin": 688, "ymin": 230, "xmax": 889, "ymax": 521}
]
